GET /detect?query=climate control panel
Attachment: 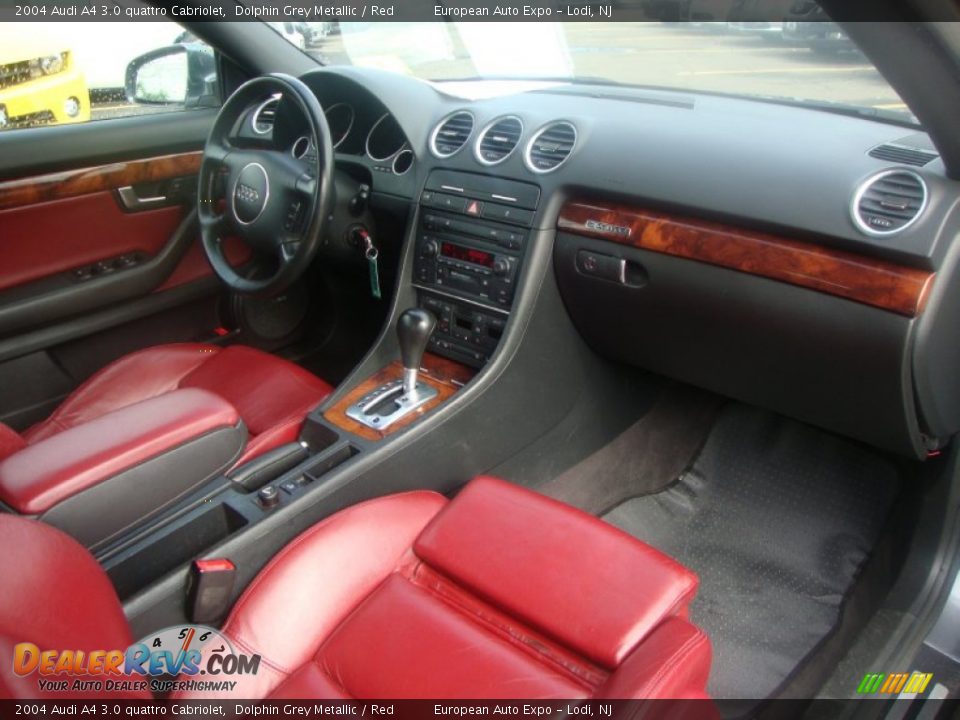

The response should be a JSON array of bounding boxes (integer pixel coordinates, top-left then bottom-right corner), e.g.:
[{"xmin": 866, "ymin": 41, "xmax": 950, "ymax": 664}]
[{"xmin": 420, "ymin": 293, "xmax": 507, "ymax": 369}]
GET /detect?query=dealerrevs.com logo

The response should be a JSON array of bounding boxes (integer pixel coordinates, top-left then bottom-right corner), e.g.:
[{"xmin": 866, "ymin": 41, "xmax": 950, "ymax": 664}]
[{"xmin": 12, "ymin": 625, "xmax": 260, "ymax": 694}]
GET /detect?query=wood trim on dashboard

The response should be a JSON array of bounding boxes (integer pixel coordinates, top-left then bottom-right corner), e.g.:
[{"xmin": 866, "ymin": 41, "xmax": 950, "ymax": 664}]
[
  {"xmin": 0, "ymin": 152, "xmax": 203, "ymax": 211},
  {"xmin": 323, "ymin": 352, "xmax": 477, "ymax": 442},
  {"xmin": 557, "ymin": 200, "xmax": 935, "ymax": 317}
]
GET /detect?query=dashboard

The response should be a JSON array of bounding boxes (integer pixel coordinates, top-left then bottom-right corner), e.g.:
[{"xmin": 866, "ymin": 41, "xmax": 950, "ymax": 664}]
[{"xmin": 259, "ymin": 65, "xmax": 960, "ymax": 459}]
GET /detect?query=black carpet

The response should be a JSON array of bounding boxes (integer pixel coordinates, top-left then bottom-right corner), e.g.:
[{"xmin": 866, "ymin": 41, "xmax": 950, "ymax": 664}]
[{"xmin": 603, "ymin": 404, "xmax": 900, "ymax": 701}]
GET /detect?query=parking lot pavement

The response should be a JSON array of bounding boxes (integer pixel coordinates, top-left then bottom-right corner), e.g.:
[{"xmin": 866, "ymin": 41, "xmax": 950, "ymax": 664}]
[
  {"xmin": 90, "ymin": 23, "xmax": 908, "ymax": 123},
  {"xmin": 563, "ymin": 24, "xmax": 904, "ymax": 111}
]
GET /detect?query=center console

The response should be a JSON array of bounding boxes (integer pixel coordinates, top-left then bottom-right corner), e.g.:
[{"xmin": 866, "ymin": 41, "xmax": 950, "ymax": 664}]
[
  {"xmin": 413, "ymin": 170, "xmax": 540, "ymax": 367},
  {"xmin": 96, "ymin": 170, "xmax": 543, "ymax": 625}
]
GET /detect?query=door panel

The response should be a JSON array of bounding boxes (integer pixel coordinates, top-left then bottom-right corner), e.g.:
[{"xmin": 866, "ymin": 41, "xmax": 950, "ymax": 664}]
[
  {"xmin": 0, "ymin": 148, "xmax": 250, "ymax": 338},
  {"xmin": 0, "ymin": 112, "xmax": 247, "ymax": 428},
  {"xmin": 0, "ymin": 191, "xmax": 185, "ymax": 292}
]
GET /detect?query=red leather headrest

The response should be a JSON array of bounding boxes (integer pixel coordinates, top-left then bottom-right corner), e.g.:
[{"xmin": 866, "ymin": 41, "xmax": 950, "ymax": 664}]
[{"xmin": 414, "ymin": 476, "xmax": 698, "ymax": 669}]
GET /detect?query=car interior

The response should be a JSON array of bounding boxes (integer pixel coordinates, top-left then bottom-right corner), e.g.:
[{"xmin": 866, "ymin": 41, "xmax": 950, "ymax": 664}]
[{"xmin": 2, "ymin": 3, "xmax": 960, "ymax": 710}]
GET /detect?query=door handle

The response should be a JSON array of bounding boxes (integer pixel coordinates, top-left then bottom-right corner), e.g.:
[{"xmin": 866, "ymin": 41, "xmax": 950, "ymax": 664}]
[{"xmin": 116, "ymin": 185, "xmax": 169, "ymax": 211}]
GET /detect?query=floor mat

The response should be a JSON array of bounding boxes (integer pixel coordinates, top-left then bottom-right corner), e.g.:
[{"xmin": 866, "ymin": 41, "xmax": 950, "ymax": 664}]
[
  {"xmin": 602, "ymin": 404, "xmax": 900, "ymax": 701},
  {"xmin": 537, "ymin": 384, "xmax": 722, "ymax": 515}
]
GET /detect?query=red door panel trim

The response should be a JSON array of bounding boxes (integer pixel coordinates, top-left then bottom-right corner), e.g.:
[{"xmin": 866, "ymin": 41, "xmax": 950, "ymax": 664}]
[{"xmin": 0, "ymin": 192, "xmax": 184, "ymax": 293}]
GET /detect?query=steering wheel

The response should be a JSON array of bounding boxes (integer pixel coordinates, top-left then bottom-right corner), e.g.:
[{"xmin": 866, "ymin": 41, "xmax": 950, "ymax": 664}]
[{"xmin": 197, "ymin": 74, "xmax": 334, "ymax": 296}]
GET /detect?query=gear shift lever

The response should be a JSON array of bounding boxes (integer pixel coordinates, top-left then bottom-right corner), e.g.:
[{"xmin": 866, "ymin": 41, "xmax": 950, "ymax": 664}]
[
  {"xmin": 397, "ymin": 308, "xmax": 436, "ymax": 395},
  {"xmin": 345, "ymin": 307, "xmax": 440, "ymax": 431}
]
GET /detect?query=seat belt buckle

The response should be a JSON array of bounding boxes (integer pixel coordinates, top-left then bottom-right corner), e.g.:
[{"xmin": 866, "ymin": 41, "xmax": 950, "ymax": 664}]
[{"xmin": 187, "ymin": 558, "xmax": 236, "ymax": 624}]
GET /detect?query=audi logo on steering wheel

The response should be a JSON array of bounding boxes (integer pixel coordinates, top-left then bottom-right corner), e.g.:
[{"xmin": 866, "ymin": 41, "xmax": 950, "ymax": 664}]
[
  {"xmin": 231, "ymin": 162, "xmax": 269, "ymax": 225},
  {"xmin": 236, "ymin": 184, "xmax": 260, "ymax": 203}
]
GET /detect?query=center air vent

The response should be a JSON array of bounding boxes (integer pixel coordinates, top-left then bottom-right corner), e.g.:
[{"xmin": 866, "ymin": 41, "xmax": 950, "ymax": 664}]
[
  {"xmin": 852, "ymin": 169, "xmax": 928, "ymax": 236},
  {"xmin": 252, "ymin": 94, "xmax": 281, "ymax": 134},
  {"xmin": 430, "ymin": 111, "xmax": 474, "ymax": 158},
  {"xmin": 475, "ymin": 116, "xmax": 523, "ymax": 166},
  {"xmin": 525, "ymin": 121, "xmax": 577, "ymax": 173}
]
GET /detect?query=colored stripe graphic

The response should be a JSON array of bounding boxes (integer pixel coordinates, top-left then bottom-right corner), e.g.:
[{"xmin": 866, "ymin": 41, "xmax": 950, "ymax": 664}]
[
  {"xmin": 857, "ymin": 672, "xmax": 933, "ymax": 694},
  {"xmin": 857, "ymin": 673, "xmax": 885, "ymax": 694},
  {"xmin": 904, "ymin": 673, "xmax": 933, "ymax": 694}
]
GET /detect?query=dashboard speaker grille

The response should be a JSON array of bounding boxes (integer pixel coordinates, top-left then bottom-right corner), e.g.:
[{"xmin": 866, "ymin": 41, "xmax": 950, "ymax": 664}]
[
  {"xmin": 868, "ymin": 144, "xmax": 938, "ymax": 167},
  {"xmin": 476, "ymin": 116, "xmax": 523, "ymax": 165},
  {"xmin": 431, "ymin": 111, "xmax": 474, "ymax": 158},
  {"xmin": 526, "ymin": 121, "xmax": 577, "ymax": 173},
  {"xmin": 853, "ymin": 170, "xmax": 928, "ymax": 236}
]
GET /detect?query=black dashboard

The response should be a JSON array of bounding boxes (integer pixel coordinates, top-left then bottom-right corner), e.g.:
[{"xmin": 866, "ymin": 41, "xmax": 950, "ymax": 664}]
[{"xmin": 273, "ymin": 65, "xmax": 960, "ymax": 459}]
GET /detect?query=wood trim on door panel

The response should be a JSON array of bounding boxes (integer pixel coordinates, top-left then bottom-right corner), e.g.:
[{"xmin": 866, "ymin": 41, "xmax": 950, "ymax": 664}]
[
  {"xmin": 558, "ymin": 201, "xmax": 934, "ymax": 318},
  {"xmin": 324, "ymin": 353, "xmax": 476, "ymax": 441},
  {"xmin": 0, "ymin": 152, "xmax": 202, "ymax": 211}
]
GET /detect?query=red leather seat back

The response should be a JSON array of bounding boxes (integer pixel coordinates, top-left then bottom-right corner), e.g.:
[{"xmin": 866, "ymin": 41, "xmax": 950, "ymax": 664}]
[
  {"xmin": 0, "ymin": 517, "xmax": 150, "ymax": 699},
  {"xmin": 180, "ymin": 478, "xmax": 711, "ymax": 700},
  {"xmin": 414, "ymin": 476, "xmax": 699, "ymax": 668}
]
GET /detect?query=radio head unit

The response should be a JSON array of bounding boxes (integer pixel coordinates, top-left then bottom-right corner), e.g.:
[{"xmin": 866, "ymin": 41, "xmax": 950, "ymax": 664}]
[{"xmin": 413, "ymin": 170, "xmax": 540, "ymax": 367}]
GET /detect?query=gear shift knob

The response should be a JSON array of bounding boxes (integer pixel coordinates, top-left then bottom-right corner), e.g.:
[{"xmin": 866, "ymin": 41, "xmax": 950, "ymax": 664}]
[{"xmin": 397, "ymin": 308, "xmax": 436, "ymax": 394}]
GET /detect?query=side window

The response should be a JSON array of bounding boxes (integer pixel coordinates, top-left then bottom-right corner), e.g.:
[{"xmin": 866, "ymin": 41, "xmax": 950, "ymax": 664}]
[{"xmin": 0, "ymin": 21, "xmax": 219, "ymax": 133}]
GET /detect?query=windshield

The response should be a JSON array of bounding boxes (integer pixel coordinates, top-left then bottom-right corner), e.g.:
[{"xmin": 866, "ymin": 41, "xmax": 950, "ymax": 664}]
[{"xmin": 279, "ymin": 20, "xmax": 915, "ymax": 125}]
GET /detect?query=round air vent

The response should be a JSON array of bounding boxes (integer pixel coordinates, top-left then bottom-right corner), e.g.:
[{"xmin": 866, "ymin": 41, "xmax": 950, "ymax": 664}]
[
  {"xmin": 525, "ymin": 121, "xmax": 577, "ymax": 173},
  {"xmin": 852, "ymin": 169, "xmax": 928, "ymax": 236},
  {"xmin": 475, "ymin": 116, "xmax": 523, "ymax": 166},
  {"xmin": 251, "ymin": 94, "xmax": 281, "ymax": 134},
  {"xmin": 430, "ymin": 111, "xmax": 474, "ymax": 158}
]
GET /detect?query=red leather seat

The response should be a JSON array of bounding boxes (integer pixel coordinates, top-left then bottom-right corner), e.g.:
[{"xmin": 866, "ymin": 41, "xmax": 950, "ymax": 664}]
[
  {"xmin": 1, "ymin": 343, "xmax": 333, "ymax": 468},
  {"xmin": 0, "ymin": 476, "xmax": 711, "ymax": 700}
]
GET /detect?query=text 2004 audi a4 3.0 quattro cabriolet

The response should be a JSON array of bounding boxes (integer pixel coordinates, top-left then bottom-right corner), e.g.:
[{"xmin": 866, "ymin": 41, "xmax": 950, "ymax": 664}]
[{"xmin": 0, "ymin": 2, "xmax": 959, "ymax": 715}]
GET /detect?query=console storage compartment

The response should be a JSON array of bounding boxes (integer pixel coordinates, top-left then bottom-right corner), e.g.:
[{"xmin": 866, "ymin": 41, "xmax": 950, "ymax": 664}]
[{"xmin": 108, "ymin": 502, "xmax": 248, "ymax": 600}]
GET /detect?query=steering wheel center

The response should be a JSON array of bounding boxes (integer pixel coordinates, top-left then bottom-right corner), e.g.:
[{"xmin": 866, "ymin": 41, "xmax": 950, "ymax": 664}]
[
  {"xmin": 198, "ymin": 73, "xmax": 334, "ymax": 296},
  {"xmin": 232, "ymin": 162, "xmax": 270, "ymax": 225}
]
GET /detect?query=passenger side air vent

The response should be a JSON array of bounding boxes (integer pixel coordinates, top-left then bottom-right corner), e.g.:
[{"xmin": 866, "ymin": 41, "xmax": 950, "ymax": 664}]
[
  {"xmin": 430, "ymin": 111, "xmax": 474, "ymax": 158},
  {"xmin": 525, "ymin": 121, "xmax": 577, "ymax": 173},
  {"xmin": 852, "ymin": 170, "xmax": 928, "ymax": 236},
  {"xmin": 868, "ymin": 144, "xmax": 938, "ymax": 167},
  {"xmin": 475, "ymin": 116, "xmax": 523, "ymax": 166},
  {"xmin": 252, "ymin": 94, "xmax": 281, "ymax": 134}
]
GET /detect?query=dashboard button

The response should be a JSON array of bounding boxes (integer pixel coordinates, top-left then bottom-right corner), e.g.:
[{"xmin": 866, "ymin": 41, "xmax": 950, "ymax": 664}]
[
  {"xmin": 482, "ymin": 204, "xmax": 533, "ymax": 226},
  {"xmin": 438, "ymin": 195, "xmax": 467, "ymax": 212}
]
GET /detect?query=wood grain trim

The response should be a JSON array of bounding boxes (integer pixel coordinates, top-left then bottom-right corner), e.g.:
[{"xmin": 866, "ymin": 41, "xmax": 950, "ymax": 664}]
[
  {"xmin": 558, "ymin": 201, "xmax": 935, "ymax": 317},
  {"xmin": 0, "ymin": 152, "xmax": 203, "ymax": 211},
  {"xmin": 323, "ymin": 353, "xmax": 477, "ymax": 442}
]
